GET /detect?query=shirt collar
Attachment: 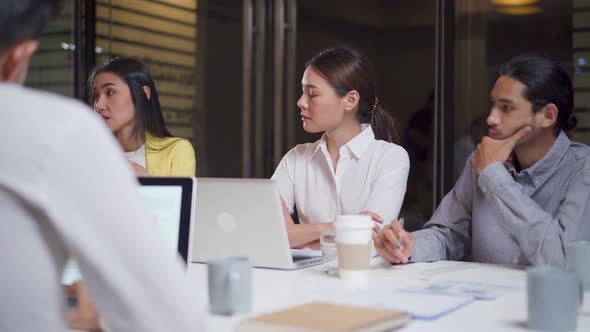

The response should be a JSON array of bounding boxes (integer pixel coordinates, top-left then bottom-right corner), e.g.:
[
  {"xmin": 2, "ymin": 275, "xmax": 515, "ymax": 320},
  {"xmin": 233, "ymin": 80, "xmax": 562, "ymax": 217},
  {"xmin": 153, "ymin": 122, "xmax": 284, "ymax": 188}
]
[
  {"xmin": 506, "ymin": 130, "xmax": 571, "ymax": 187},
  {"xmin": 312, "ymin": 135, "xmax": 328, "ymax": 157},
  {"xmin": 312, "ymin": 124, "xmax": 375, "ymax": 159},
  {"xmin": 347, "ymin": 124, "xmax": 375, "ymax": 159}
]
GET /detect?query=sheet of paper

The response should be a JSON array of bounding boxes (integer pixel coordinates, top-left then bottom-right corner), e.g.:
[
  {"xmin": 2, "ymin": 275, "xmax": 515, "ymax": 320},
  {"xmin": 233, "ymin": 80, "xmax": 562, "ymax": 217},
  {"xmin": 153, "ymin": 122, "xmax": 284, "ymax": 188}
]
[
  {"xmin": 392, "ymin": 261, "xmax": 473, "ymax": 275},
  {"xmin": 433, "ymin": 266, "xmax": 526, "ymax": 289},
  {"xmin": 327, "ymin": 288, "xmax": 474, "ymax": 320},
  {"xmin": 400, "ymin": 279, "xmax": 519, "ymax": 300},
  {"xmin": 372, "ymin": 261, "xmax": 474, "ymax": 281},
  {"xmin": 376, "ymin": 261, "xmax": 526, "ymax": 289}
]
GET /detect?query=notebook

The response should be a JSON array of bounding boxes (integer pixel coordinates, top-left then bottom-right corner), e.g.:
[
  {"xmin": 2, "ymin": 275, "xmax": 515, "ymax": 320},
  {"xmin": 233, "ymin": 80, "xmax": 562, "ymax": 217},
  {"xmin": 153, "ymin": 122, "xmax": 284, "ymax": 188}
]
[{"xmin": 237, "ymin": 302, "xmax": 411, "ymax": 332}]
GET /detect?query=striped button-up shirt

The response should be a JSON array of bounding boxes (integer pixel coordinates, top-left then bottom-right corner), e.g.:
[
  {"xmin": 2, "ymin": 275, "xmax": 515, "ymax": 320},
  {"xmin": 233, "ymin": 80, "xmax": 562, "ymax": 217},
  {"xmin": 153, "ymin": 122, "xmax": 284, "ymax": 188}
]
[{"xmin": 412, "ymin": 131, "xmax": 590, "ymax": 266}]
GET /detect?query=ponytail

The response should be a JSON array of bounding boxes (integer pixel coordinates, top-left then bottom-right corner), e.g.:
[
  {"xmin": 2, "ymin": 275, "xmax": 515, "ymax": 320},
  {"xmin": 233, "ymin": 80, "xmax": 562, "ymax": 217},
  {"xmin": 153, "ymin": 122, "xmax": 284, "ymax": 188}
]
[{"xmin": 370, "ymin": 104, "xmax": 399, "ymax": 144}]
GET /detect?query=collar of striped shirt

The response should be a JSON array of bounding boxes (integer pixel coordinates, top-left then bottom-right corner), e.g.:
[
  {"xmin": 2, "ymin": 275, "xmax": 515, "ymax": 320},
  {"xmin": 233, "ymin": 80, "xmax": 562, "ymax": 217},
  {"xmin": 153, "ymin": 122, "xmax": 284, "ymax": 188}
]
[{"xmin": 505, "ymin": 130, "xmax": 570, "ymax": 187}]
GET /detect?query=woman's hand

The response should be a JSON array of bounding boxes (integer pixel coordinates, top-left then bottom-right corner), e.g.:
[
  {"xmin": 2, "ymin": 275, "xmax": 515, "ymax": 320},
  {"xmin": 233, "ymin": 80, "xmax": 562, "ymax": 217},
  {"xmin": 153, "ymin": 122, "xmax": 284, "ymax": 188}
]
[
  {"xmin": 360, "ymin": 210, "xmax": 384, "ymax": 236},
  {"xmin": 281, "ymin": 197, "xmax": 333, "ymax": 248}
]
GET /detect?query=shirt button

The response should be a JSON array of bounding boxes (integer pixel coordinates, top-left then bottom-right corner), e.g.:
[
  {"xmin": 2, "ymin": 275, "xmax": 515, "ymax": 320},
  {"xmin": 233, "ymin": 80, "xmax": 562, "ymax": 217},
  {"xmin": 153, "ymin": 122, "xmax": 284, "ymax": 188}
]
[
  {"xmin": 482, "ymin": 187, "xmax": 487, "ymax": 193},
  {"xmin": 512, "ymin": 258, "xmax": 519, "ymax": 265}
]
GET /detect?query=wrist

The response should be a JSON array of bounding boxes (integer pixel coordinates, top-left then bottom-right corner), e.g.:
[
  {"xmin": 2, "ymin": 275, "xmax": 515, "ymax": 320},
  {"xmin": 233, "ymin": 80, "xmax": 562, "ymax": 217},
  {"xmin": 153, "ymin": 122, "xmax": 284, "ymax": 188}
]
[{"xmin": 316, "ymin": 222, "xmax": 333, "ymax": 236}]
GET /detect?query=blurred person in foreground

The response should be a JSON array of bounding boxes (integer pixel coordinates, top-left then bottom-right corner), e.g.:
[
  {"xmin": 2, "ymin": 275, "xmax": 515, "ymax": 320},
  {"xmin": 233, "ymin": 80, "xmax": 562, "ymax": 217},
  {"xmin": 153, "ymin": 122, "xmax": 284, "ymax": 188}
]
[{"xmin": 0, "ymin": 1, "xmax": 202, "ymax": 331}]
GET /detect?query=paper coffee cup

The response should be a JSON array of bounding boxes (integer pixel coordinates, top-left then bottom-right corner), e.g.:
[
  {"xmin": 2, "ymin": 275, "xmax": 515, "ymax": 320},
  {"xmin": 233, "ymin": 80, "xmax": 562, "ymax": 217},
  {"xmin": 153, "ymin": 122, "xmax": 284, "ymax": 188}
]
[{"xmin": 334, "ymin": 215, "xmax": 373, "ymax": 282}]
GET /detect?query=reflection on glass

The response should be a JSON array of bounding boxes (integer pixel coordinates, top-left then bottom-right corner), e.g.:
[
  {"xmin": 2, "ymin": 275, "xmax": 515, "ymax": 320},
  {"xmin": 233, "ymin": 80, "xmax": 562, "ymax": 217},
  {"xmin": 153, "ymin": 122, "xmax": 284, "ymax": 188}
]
[
  {"xmin": 96, "ymin": 0, "xmax": 198, "ymax": 142},
  {"xmin": 296, "ymin": 1, "xmax": 436, "ymax": 231},
  {"xmin": 25, "ymin": 3, "xmax": 75, "ymax": 97},
  {"xmin": 454, "ymin": 0, "xmax": 575, "ymax": 189}
]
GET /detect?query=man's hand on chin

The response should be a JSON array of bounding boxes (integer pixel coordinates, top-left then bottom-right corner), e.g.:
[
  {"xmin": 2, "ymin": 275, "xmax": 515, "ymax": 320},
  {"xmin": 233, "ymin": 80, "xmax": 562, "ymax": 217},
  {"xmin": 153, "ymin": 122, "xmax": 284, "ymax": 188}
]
[{"xmin": 472, "ymin": 126, "xmax": 532, "ymax": 175}]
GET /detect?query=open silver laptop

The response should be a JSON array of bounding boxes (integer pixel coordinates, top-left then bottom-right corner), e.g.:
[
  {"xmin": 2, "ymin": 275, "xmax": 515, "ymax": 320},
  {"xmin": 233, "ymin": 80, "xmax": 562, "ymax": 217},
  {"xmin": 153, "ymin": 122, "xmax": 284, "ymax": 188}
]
[{"xmin": 192, "ymin": 178, "xmax": 323, "ymax": 269}]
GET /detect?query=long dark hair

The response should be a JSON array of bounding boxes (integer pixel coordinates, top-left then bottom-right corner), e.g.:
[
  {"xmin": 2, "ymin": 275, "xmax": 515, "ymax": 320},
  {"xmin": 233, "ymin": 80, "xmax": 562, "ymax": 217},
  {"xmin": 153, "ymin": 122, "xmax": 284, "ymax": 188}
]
[
  {"xmin": 499, "ymin": 54, "xmax": 576, "ymax": 136},
  {"xmin": 88, "ymin": 57, "xmax": 172, "ymax": 143},
  {"xmin": 305, "ymin": 47, "xmax": 399, "ymax": 143}
]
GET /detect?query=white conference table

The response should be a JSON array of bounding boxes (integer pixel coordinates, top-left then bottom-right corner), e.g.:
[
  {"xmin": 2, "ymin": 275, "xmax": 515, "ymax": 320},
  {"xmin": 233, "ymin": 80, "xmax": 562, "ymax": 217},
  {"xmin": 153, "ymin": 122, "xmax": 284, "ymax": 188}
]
[{"xmin": 191, "ymin": 259, "xmax": 590, "ymax": 332}]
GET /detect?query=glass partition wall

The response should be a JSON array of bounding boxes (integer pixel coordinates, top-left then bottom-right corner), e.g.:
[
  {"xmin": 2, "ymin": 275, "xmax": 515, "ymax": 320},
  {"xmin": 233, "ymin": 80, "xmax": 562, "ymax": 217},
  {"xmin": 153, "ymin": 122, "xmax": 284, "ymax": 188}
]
[
  {"xmin": 454, "ymin": 0, "xmax": 578, "ymax": 184},
  {"xmin": 26, "ymin": 2, "xmax": 76, "ymax": 97},
  {"xmin": 24, "ymin": 0, "xmax": 446, "ymax": 230},
  {"xmin": 197, "ymin": 0, "xmax": 438, "ymax": 230},
  {"xmin": 28, "ymin": 0, "xmax": 199, "ymax": 143},
  {"xmin": 96, "ymin": 0, "xmax": 199, "ymax": 141},
  {"xmin": 26, "ymin": 0, "xmax": 584, "ymax": 230}
]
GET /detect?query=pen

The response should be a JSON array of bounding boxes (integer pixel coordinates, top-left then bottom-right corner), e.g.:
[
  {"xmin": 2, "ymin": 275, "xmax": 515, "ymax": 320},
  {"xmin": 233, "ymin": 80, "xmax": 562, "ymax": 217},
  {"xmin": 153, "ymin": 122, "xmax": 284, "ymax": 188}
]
[{"xmin": 396, "ymin": 217, "xmax": 405, "ymax": 249}]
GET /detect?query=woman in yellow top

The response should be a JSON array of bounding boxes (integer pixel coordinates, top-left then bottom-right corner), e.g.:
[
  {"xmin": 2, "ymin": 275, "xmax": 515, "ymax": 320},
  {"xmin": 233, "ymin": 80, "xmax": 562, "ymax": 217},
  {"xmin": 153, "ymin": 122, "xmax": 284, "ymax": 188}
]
[
  {"xmin": 89, "ymin": 57, "xmax": 196, "ymax": 176},
  {"xmin": 64, "ymin": 58, "xmax": 196, "ymax": 330}
]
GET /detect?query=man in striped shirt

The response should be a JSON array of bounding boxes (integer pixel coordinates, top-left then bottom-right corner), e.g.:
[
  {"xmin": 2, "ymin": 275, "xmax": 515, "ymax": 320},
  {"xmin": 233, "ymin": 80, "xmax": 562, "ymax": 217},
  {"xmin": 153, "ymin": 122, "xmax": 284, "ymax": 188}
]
[{"xmin": 375, "ymin": 55, "xmax": 590, "ymax": 266}]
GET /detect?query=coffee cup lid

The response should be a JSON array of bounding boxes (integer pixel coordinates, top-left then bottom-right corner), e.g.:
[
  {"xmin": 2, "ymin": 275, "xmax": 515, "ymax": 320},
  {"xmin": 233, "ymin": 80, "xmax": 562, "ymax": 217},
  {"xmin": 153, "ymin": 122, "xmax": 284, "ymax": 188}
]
[{"xmin": 334, "ymin": 215, "xmax": 373, "ymax": 229}]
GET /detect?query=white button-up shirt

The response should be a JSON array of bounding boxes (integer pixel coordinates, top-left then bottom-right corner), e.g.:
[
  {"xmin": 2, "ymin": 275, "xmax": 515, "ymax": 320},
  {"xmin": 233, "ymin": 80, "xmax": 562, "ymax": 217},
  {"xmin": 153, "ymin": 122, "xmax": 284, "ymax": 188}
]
[{"xmin": 272, "ymin": 124, "xmax": 410, "ymax": 225}]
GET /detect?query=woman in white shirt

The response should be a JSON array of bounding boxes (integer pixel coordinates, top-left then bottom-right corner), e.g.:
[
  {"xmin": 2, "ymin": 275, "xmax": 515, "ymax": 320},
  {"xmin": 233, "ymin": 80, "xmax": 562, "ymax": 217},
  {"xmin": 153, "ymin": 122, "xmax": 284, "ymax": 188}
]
[{"xmin": 272, "ymin": 47, "xmax": 410, "ymax": 248}]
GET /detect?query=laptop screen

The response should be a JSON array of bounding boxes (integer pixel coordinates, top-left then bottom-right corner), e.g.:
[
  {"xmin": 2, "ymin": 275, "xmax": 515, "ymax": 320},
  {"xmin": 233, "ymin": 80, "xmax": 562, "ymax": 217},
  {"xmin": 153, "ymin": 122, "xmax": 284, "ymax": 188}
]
[
  {"xmin": 138, "ymin": 177, "xmax": 195, "ymax": 264},
  {"xmin": 137, "ymin": 185, "xmax": 183, "ymax": 253},
  {"xmin": 62, "ymin": 177, "xmax": 195, "ymax": 285}
]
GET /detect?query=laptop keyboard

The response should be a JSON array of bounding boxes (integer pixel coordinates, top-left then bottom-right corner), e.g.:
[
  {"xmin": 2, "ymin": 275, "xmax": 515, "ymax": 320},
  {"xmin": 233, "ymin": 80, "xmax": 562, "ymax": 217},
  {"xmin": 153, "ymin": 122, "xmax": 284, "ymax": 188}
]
[{"xmin": 292, "ymin": 255, "xmax": 317, "ymax": 262}]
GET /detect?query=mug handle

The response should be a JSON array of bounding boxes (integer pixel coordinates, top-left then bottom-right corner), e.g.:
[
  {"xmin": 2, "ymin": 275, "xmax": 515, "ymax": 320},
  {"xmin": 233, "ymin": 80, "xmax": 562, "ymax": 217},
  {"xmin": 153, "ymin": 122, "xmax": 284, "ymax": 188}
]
[
  {"xmin": 578, "ymin": 279, "xmax": 584, "ymax": 309},
  {"xmin": 225, "ymin": 271, "xmax": 241, "ymax": 314}
]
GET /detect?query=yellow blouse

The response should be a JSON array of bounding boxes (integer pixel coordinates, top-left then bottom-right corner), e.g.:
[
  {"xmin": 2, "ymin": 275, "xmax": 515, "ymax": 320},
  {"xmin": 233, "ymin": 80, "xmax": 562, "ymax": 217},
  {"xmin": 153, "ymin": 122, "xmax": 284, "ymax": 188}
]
[{"xmin": 145, "ymin": 132, "xmax": 196, "ymax": 176}]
